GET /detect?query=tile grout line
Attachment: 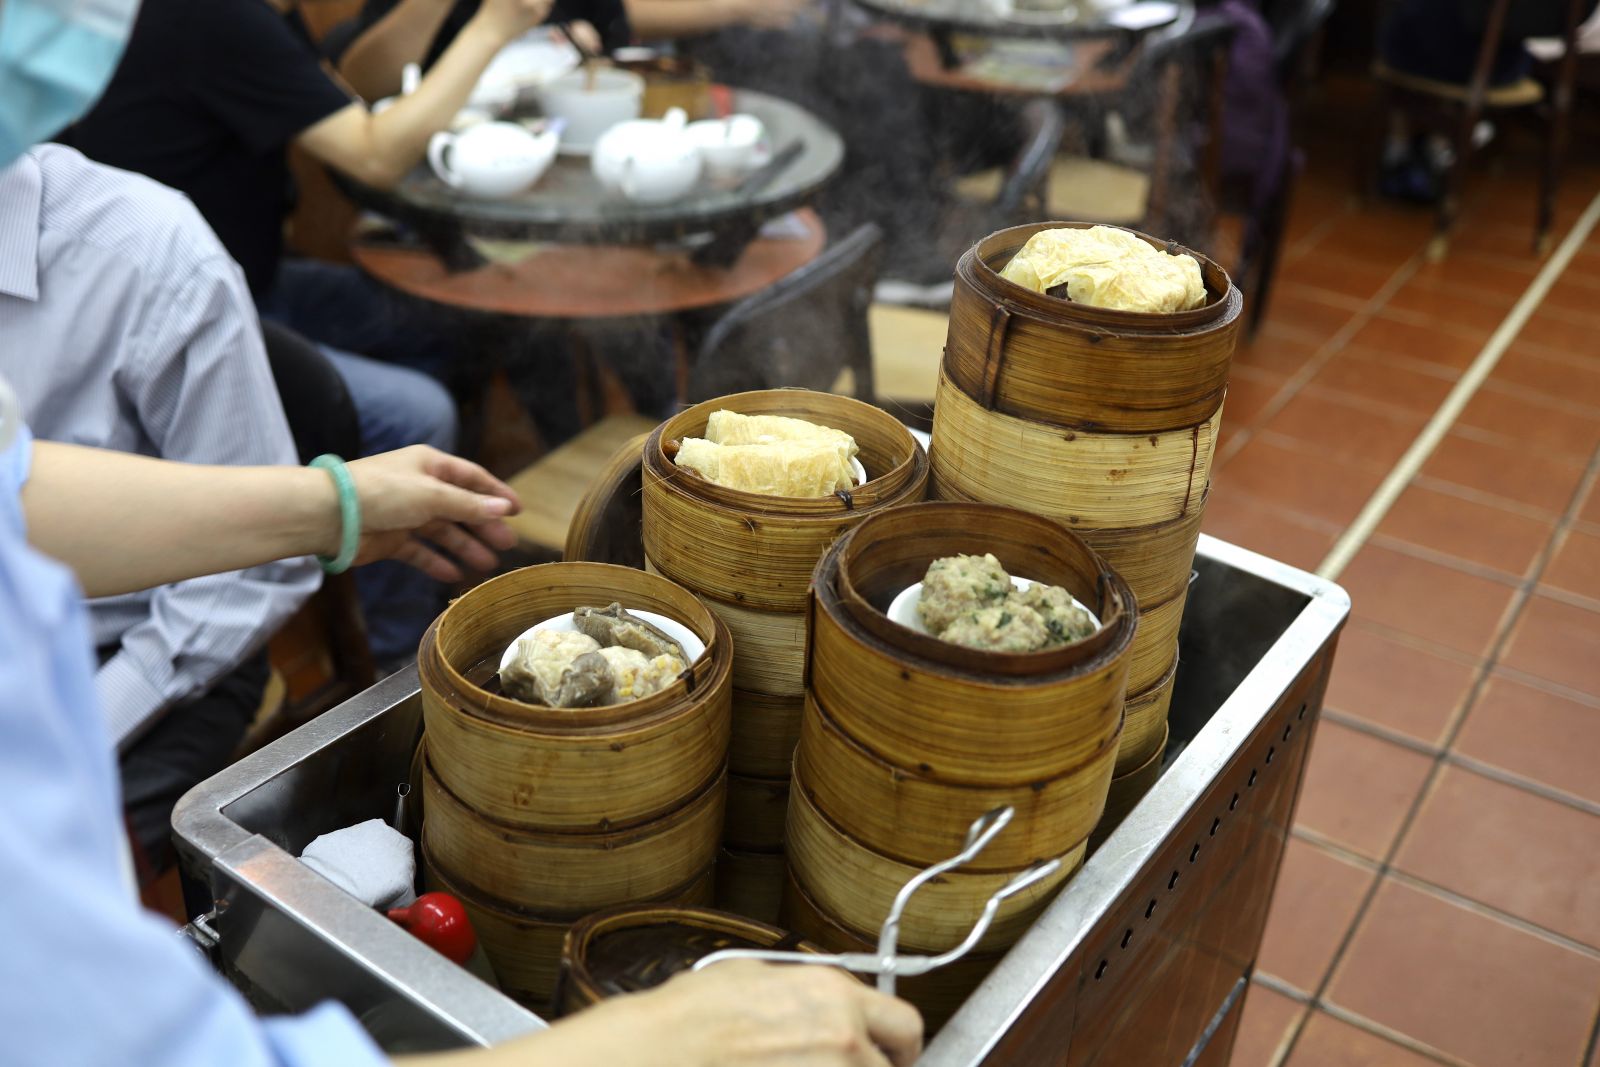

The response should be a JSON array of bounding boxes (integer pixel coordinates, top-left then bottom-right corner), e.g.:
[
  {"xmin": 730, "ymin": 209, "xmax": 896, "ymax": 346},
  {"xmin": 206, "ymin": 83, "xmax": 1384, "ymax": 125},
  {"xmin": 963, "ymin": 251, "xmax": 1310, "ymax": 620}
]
[
  {"xmin": 1317, "ymin": 189, "xmax": 1600, "ymax": 580},
  {"xmin": 1269, "ymin": 436, "xmax": 1600, "ymax": 1067}
]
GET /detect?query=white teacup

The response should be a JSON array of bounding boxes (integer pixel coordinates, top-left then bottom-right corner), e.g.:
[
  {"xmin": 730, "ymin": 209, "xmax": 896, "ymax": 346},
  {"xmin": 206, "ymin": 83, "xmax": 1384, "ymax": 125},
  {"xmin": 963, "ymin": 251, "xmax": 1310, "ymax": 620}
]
[
  {"xmin": 536, "ymin": 68, "xmax": 646, "ymax": 152},
  {"xmin": 427, "ymin": 121, "xmax": 558, "ymax": 199},
  {"xmin": 591, "ymin": 107, "xmax": 703, "ymax": 204},
  {"xmin": 686, "ymin": 114, "xmax": 765, "ymax": 181}
]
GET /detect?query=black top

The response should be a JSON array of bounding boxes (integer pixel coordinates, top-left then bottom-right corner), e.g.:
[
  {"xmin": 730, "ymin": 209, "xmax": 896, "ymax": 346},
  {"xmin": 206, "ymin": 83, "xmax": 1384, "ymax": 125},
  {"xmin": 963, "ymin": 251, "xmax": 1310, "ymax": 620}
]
[
  {"xmin": 67, "ymin": 0, "xmax": 352, "ymax": 298},
  {"xmin": 322, "ymin": 0, "xmax": 632, "ymax": 68}
]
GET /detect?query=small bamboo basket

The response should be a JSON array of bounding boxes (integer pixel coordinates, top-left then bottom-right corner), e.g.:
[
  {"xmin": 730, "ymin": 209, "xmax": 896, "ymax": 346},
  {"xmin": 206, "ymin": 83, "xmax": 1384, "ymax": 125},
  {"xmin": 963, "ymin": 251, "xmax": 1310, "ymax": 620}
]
[
  {"xmin": 1091, "ymin": 723, "xmax": 1170, "ymax": 850},
  {"xmin": 1120, "ymin": 659, "xmax": 1177, "ymax": 775},
  {"xmin": 1125, "ymin": 587, "xmax": 1187, "ymax": 694},
  {"xmin": 714, "ymin": 847, "xmax": 788, "ymax": 925},
  {"xmin": 807, "ymin": 503, "xmax": 1135, "ymax": 784},
  {"xmin": 418, "ymin": 563, "xmax": 732, "ymax": 831},
  {"xmin": 785, "ymin": 779, "xmax": 1079, "ymax": 954},
  {"xmin": 781, "ymin": 867, "xmax": 1000, "ymax": 1033},
  {"xmin": 422, "ymin": 842, "xmax": 714, "ymax": 1008},
  {"xmin": 728, "ymin": 689, "xmax": 805, "ymax": 778},
  {"xmin": 421, "ymin": 760, "xmax": 725, "ymax": 914},
  {"xmin": 558, "ymin": 905, "xmax": 819, "ymax": 1015},
  {"xmin": 796, "ymin": 692, "xmax": 1119, "ymax": 871},
  {"xmin": 723, "ymin": 772, "xmax": 790, "ymax": 851}
]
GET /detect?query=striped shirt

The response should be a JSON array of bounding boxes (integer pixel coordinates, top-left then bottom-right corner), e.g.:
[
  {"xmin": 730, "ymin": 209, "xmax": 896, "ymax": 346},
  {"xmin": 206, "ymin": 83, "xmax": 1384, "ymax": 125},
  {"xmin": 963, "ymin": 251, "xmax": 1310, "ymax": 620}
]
[{"xmin": 0, "ymin": 145, "xmax": 320, "ymax": 749}]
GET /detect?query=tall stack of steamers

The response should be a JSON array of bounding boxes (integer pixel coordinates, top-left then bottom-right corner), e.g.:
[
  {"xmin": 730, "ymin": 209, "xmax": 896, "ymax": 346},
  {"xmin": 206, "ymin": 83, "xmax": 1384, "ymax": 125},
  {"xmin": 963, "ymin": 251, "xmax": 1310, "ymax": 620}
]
[{"xmin": 406, "ymin": 221, "xmax": 1242, "ymax": 1028}]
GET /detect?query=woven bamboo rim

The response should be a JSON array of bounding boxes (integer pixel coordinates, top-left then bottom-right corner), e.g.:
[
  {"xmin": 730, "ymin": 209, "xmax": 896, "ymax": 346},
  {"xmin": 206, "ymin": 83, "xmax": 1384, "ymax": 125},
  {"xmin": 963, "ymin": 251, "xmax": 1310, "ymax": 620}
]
[
  {"xmin": 419, "ymin": 562, "xmax": 732, "ymax": 831},
  {"xmin": 930, "ymin": 369, "xmax": 1219, "ymax": 528},
  {"xmin": 780, "ymin": 865, "xmax": 1000, "ymax": 1032},
  {"xmin": 832, "ymin": 502, "xmax": 1127, "ymax": 678},
  {"xmin": 714, "ymin": 847, "xmax": 788, "ymax": 925},
  {"xmin": 1126, "ymin": 586, "xmax": 1186, "ymax": 693},
  {"xmin": 944, "ymin": 221, "xmax": 1241, "ymax": 432},
  {"xmin": 786, "ymin": 772, "xmax": 1080, "ymax": 954},
  {"xmin": 728, "ymin": 689, "xmax": 804, "ymax": 778},
  {"xmin": 421, "ymin": 758, "xmax": 725, "ymax": 914},
  {"xmin": 808, "ymin": 512, "xmax": 1133, "ymax": 785},
  {"xmin": 796, "ymin": 692, "xmax": 1119, "ymax": 870},
  {"xmin": 642, "ymin": 389, "xmax": 928, "ymax": 613},
  {"xmin": 724, "ymin": 772, "xmax": 790, "ymax": 851},
  {"xmin": 564, "ymin": 432, "xmax": 653, "ymax": 566},
  {"xmin": 644, "ymin": 556, "xmax": 807, "ymax": 696},
  {"xmin": 421, "ymin": 840, "xmax": 714, "ymax": 1008},
  {"xmin": 1118, "ymin": 659, "xmax": 1177, "ymax": 776},
  {"xmin": 928, "ymin": 475, "xmax": 1209, "ymax": 608},
  {"xmin": 559, "ymin": 905, "xmax": 819, "ymax": 1015},
  {"xmin": 1091, "ymin": 722, "xmax": 1170, "ymax": 850}
]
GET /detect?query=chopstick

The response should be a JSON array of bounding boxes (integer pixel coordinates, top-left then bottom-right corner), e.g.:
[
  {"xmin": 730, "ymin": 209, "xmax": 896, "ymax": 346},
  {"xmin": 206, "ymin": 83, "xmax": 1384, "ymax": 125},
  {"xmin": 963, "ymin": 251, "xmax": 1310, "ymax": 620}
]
[{"xmin": 556, "ymin": 22, "xmax": 601, "ymax": 90}]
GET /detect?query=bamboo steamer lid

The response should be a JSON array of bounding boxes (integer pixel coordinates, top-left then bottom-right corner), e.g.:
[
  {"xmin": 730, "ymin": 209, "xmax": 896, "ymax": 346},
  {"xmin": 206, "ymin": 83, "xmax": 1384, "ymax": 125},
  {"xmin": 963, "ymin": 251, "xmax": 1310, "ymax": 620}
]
[
  {"xmin": 421, "ymin": 841, "xmax": 714, "ymax": 1009},
  {"xmin": 421, "ymin": 760, "xmax": 725, "ymax": 914},
  {"xmin": 727, "ymin": 689, "xmax": 804, "ymax": 778},
  {"xmin": 796, "ymin": 692, "xmax": 1119, "ymax": 871},
  {"xmin": 641, "ymin": 389, "xmax": 929, "ymax": 615},
  {"xmin": 1119, "ymin": 659, "xmax": 1177, "ymax": 776},
  {"xmin": 943, "ymin": 221, "xmax": 1241, "ymax": 433},
  {"xmin": 807, "ymin": 502, "xmax": 1135, "ymax": 784},
  {"xmin": 786, "ymin": 775, "xmax": 1080, "ymax": 954},
  {"xmin": 714, "ymin": 847, "xmax": 787, "ymax": 925},
  {"xmin": 780, "ymin": 866, "xmax": 1000, "ymax": 1033},
  {"xmin": 418, "ymin": 562, "xmax": 732, "ymax": 832},
  {"xmin": 929, "ymin": 369, "xmax": 1220, "ymax": 529},
  {"xmin": 1091, "ymin": 722, "xmax": 1169, "ymax": 850},
  {"xmin": 723, "ymin": 772, "xmax": 789, "ymax": 851},
  {"xmin": 559, "ymin": 905, "xmax": 820, "ymax": 1016}
]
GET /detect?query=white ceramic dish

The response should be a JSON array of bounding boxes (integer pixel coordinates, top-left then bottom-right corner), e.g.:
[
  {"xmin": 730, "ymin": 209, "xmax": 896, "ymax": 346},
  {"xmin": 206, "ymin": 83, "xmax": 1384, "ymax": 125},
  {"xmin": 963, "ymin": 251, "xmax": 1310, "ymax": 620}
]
[
  {"xmin": 536, "ymin": 68, "xmax": 645, "ymax": 153},
  {"xmin": 887, "ymin": 575, "xmax": 1101, "ymax": 638},
  {"xmin": 498, "ymin": 608, "xmax": 707, "ymax": 675}
]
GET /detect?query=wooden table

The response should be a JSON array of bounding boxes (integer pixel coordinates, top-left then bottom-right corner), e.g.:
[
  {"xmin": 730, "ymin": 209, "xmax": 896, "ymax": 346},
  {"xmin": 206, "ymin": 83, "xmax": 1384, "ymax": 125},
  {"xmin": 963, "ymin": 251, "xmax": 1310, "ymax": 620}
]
[
  {"xmin": 349, "ymin": 209, "xmax": 827, "ymax": 320},
  {"xmin": 901, "ymin": 32, "xmax": 1136, "ymax": 97}
]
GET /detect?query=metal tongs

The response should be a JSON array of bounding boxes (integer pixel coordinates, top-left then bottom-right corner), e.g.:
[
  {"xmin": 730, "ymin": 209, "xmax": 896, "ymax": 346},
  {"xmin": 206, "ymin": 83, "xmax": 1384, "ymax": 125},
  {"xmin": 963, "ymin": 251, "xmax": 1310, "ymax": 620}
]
[{"xmin": 693, "ymin": 807, "xmax": 1060, "ymax": 994}]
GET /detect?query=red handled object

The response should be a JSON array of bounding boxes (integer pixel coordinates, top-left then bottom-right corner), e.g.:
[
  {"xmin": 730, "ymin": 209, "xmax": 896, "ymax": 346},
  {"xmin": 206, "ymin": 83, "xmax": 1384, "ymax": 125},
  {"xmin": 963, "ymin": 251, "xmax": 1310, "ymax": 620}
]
[{"xmin": 388, "ymin": 892, "xmax": 478, "ymax": 965}]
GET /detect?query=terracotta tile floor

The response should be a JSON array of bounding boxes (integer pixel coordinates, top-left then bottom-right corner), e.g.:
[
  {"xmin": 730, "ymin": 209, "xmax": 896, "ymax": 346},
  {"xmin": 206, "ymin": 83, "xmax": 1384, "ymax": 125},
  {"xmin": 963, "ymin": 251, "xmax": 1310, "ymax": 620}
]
[{"xmin": 1219, "ymin": 78, "xmax": 1600, "ymax": 1067}]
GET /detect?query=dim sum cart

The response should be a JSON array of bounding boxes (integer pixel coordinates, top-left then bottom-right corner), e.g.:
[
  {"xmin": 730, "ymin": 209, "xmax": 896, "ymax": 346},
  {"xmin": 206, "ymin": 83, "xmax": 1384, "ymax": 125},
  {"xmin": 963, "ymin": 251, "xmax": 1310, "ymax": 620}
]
[{"xmin": 171, "ymin": 534, "xmax": 1347, "ymax": 1064}]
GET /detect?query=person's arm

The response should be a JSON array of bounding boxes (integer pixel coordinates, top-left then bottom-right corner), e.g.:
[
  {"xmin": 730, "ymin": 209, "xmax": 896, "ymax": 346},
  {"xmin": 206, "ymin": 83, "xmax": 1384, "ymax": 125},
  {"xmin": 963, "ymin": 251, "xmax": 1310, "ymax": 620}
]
[
  {"xmin": 22, "ymin": 444, "xmax": 518, "ymax": 599},
  {"xmin": 297, "ymin": 0, "xmax": 553, "ymax": 189},
  {"xmin": 627, "ymin": 0, "xmax": 812, "ymax": 38},
  {"xmin": 337, "ymin": 0, "xmax": 462, "ymax": 101}
]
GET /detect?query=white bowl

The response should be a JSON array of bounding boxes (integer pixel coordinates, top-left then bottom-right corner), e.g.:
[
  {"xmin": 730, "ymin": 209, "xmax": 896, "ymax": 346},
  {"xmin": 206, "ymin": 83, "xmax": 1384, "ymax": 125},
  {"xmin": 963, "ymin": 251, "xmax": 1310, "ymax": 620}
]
[
  {"xmin": 887, "ymin": 576, "xmax": 1100, "ymax": 638},
  {"xmin": 686, "ymin": 115, "xmax": 766, "ymax": 180},
  {"xmin": 536, "ymin": 68, "xmax": 645, "ymax": 154},
  {"xmin": 499, "ymin": 608, "xmax": 706, "ymax": 674}
]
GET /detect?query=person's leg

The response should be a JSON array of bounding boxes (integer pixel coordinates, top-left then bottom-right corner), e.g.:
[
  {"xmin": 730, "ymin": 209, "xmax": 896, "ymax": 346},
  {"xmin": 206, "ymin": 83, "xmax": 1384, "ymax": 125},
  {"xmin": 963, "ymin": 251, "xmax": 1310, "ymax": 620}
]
[
  {"xmin": 319, "ymin": 344, "xmax": 457, "ymax": 665},
  {"xmin": 118, "ymin": 650, "xmax": 269, "ymax": 879}
]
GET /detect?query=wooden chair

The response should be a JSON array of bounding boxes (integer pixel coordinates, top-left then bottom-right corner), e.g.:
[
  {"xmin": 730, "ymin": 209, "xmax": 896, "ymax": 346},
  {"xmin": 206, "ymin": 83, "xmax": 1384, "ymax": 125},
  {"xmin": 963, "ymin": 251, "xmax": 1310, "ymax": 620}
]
[
  {"xmin": 684, "ymin": 224, "xmax": 885, "ymax": 406},
  {"xmin": 1368, "ymin": 0, "xmax": 1587, "ymax": 257}
]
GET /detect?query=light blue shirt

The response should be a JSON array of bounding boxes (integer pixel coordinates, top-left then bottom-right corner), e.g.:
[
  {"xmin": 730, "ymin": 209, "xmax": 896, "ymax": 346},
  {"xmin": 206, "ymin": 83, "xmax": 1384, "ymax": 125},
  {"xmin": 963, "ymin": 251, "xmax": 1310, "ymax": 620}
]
[
  {"xmin": 0, "ymin": 426, "xmax": 388, "ymax": 1067},
  {"xmin": 0, "ymin": 144, "xmax": 320, "ymax": 747}
]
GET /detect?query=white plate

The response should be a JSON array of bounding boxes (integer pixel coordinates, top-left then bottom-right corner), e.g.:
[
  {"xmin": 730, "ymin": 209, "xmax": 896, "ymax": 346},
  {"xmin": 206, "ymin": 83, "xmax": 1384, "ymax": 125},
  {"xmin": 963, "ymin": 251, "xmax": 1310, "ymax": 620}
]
[
  {"xmin": 499, "ymin": 608, "xmax": 706, "ymax": 674},
  {"xmin": 888, "ymin": 575, "xmax": 1101, "ymax": 638},
  {"xmin": 850, "ymin": 457, "xmax": 868, "ymax": 485}
]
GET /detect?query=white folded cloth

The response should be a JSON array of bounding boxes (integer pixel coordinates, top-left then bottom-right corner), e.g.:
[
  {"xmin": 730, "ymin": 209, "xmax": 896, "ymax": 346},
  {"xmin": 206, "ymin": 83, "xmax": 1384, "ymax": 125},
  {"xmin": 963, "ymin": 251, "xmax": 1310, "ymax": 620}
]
[{"xmin": 299, "ymin": 818, "xmax": 417, "ymax": 910}]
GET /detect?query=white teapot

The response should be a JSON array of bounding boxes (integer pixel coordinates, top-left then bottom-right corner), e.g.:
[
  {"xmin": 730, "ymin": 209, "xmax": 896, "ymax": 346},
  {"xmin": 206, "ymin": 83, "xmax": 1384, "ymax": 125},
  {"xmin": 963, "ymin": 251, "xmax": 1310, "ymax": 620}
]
[
  {"xmin": 591, "ymin": 107, "xmax": 703, "ymax": 204},
  {"xmin": 428, "ymin": 121, "xmax": 558, "ymax": 200}
]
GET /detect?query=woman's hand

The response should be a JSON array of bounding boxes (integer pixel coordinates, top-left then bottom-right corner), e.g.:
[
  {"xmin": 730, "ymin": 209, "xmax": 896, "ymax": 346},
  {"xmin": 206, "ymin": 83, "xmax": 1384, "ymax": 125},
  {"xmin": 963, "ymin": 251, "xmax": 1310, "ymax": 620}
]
[
  {"xmin": 342, "ymin": 446, "xmax": 521, "ymax": 582},
  {"xmin": 474, "ymin": 0, "xmax": 558, "ymax": 42}
]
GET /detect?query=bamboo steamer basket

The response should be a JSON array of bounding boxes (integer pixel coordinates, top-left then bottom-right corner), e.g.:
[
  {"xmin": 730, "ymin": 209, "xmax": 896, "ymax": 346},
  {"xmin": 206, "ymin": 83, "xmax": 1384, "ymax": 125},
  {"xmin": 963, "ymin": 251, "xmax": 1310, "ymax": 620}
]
[
  {"xmin": 421, "ymin": 759, "xmax": 725, "ymax": 913},
  {"xmin": 930, "ymin": 369, "xmax": 1220, "ymax": 528},
  {"xmin": 786, "ymin": 776, "xmax": 1080, "ymax": 953},
  {"xmin": 781, "ymin": 867, "xmax": 999, "ymax": 1032},
  {"xmin": 559, "ymin": 905, "xmax": 818, "ymax": 1015},
  {"xmin": 421, "ymin": 841, "xmax": 714, "ymax": 1008},
  {"xmin": 796, "ymin": 693, "xmax": 1118, "ymax": 870},
  {"xmin": 724, "ymin": 772, "xmax": 790, "ymax": 851},
  {"xmin": 942, "ymin": 221, "xmax": 1241, "ymax": 433},
  {"xmin": 418, "ymin": 562, "xmax": 732, "ymax": 831},
  {"xmin": 1091, "ymin": 722, "xmax": 1170, "ymax": 850},
  {"xmin": 1084, "ymin": 497, "xmax": 1207, "ymax": 607},
  {"xmin": 728, "ymin": 689, "xmax": 804, "ymax": 778},
  {"xmin": 1125, "ymin": 586, "xmax": 1186, "ymax": 694},
  {"xmin": 641, "ymin": 389, "xmax": 928, "ymax": 615},
  {"xmin": 563, "ymin": 432, "xmax": 652, "ymax": 567},
  {"xmin": 714, "ymin": 847, "xmax": 787, "ymax": 925},
  {"xmin": 808, "ymin": 503, "xmax": 1135, "ymax": 784},
  {"xmin": 1119, "ymin": 659, "xmax": 1177, "ymax": 776}
]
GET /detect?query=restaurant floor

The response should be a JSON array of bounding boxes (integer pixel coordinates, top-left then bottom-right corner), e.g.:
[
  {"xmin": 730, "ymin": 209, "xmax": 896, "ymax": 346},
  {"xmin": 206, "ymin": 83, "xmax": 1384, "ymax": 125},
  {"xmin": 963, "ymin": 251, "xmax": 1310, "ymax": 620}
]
[{"xmin": 1207, "ymin": 83, "xmax": 1600, "ymax": 1067}]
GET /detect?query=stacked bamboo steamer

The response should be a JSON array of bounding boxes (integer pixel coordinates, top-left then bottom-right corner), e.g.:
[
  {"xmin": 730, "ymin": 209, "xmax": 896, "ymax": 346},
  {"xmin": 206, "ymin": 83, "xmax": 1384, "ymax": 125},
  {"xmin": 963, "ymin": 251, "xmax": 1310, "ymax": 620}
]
[
  {"xmin": 787, "ymin": 502, "xmax": 1136, "ymax": 1027},
  {"xmin": 929, "ymin": 222, "xmax": 1242, "ymax": 824},
  {"xmin": 642, "ymin": 389, "xmax": 928, "ymax": 921},
  {"xmin": 417, "ymin": 563, "xmax": 732, "ymax": 1006}
]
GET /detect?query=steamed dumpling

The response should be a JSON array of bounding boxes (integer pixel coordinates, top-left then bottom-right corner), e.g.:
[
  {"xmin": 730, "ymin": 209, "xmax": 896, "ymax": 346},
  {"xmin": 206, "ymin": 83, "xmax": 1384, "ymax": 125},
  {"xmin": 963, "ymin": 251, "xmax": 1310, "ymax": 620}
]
[
  {"xmin": 675, "ymin": 438, "xmax": 855, "ymax": 497},
  {"xmin": 1000, "ymin": 225, "xmax": 1206, "ymax": 313}
]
